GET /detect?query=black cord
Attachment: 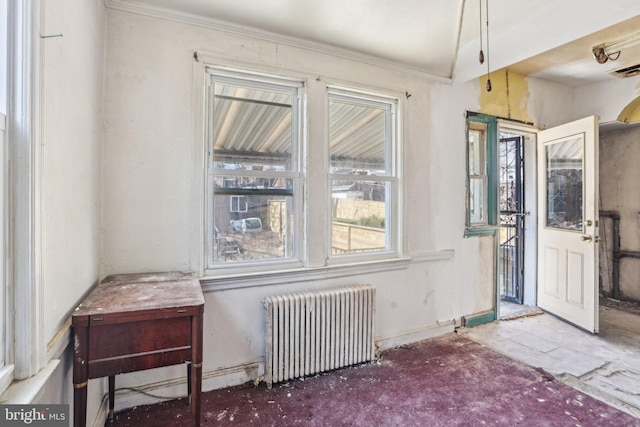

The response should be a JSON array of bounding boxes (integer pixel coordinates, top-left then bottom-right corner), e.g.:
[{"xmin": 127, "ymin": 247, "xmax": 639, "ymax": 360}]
[
  {"xmin": 479, "ymin": 0, "xmax": 484, "ymax": 64},
  {"xmin": 485, "ymin": 0, "xmax": 492, "ymax": 92}
]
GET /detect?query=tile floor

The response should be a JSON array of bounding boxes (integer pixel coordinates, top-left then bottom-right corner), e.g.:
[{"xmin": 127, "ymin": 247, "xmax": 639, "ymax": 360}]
[{"xmin": 461, "ymin": 302, "xmax": 640, "ymax": 419}]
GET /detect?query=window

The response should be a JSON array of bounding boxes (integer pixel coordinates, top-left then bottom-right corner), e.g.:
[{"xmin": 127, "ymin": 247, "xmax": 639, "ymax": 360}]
[
  {"xmin": 468, "ymin": 121, "xmax": 488, "ymax": 225},
  {"xmin": 205, "ymin": 69, "xmax": 303, "ymax": 269},
  {"xmin": 328, "ymin": 88, "xmax": 398, "ymax": 257},
  {"xmin": 465, "ymin": 113, "xmax": 498, "ymax": 235},
  {"xmin": 230, "ymin": 195, "xmax": 248, "ymax": 213}
]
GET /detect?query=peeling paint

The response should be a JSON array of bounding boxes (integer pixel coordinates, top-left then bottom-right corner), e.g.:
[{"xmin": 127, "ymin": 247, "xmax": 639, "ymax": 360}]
[{"xmin": 478, "ymin": 70, "xmax": 533, "ymax": 123}]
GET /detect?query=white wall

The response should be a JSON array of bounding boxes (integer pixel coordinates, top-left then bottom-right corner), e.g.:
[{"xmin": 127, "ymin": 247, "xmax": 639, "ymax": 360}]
[
  {"xmin": 41, "ymin": 0, "xmax": 105, "ymax": 345},
  {"xmin": 100, "ymin": 7, "xmax": 582, "ymax": 414},
  {"xmin": 37, "ymin": 0, "xmax": 106, "ymax": 423},
  {"xmin": 574, "ymin": 77, "xmax": 640, "ymax": 125},
  {"xmin": 527, "ymin": 78, "xmax": 577, "ymax": 129}
]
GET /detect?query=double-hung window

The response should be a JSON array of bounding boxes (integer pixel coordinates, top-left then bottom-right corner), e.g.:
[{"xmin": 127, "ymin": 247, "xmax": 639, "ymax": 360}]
[
  {"xmin": 205, "ymin": 69, "xmax": 303, "ymax": 269},
  {"xmin": 465, "ymin": 112, "xmax": 498, "ymax": 235},
  {"xmin": 328, "ymin": 88, "xmax": 399, "ymax": 257}
]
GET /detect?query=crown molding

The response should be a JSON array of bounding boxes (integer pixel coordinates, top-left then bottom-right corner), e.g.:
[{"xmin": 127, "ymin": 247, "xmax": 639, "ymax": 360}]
[{"xmin": 104, "ymin": 0, "xmax": 452, "ymax": 84}]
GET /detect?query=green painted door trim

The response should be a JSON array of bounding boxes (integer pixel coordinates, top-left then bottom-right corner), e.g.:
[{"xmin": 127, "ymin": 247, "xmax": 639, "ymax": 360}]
[{"xmin": 464, "ymin": 310, "xmax": 497, "ymax": 328}]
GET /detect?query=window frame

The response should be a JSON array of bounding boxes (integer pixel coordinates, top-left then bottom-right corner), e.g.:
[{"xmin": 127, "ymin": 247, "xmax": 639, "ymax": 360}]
[
  {"xmin": 229, "ymin": 195, "xmax": 248, "ymax": 213},
  {"xmin": 326, "ymin": 86, "xmax": 400, "ymax": 262},
  {"xmin": 465, "ymin": 112, "xmax": 498, "ymax": 237},
  {"xmin": 204, "ymin": 67, "xmax": 305, "ymax": 274}
]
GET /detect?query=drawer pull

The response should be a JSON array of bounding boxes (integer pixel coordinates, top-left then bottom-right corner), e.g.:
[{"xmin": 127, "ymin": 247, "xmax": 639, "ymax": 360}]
[
  {"xmin": 177, "ymin": 309, "xmax": 187, "ymax": 313},
  {"xmin": 93, "ymin": 317, "xmax": 104, "ymax": 321}
]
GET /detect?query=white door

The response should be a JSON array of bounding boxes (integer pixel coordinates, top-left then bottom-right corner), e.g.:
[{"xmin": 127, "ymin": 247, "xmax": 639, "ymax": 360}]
[{"xmin": 537, "ymin": 116, "xmax": 599, "ymax": 333}]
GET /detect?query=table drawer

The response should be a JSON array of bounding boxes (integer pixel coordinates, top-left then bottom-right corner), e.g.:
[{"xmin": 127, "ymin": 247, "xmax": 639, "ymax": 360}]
[{"xmin": 88, "ymin": 316, "xmax": 191, "ymax": 360}]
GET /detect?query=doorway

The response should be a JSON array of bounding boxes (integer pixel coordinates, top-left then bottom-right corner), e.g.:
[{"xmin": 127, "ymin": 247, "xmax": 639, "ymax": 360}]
[
  {"xmin": 498, "ymin": 133, "xmax": 524, "ymax": 304},
  {"xmin": 497, "ymin": 123, "xmax": 537, "ymax": 319}
]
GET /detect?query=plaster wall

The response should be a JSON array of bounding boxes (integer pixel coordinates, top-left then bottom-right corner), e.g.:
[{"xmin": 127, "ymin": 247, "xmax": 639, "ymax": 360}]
[
  {"xmin": 101, "ymin": 8, "xmax": 579, "ymax": 412},
  {"xmin": 574, "ymin": 77, "xmax": 640, "ymax": 125},
  {"xmin": 38, "ymin": 0, "xmax": 107, "ymax": 424},
  {"xmin": 41, "ymin": 0, "xmax": 105, "ymax": 341},
  {"xmin": 600, "ymin": 125, "xmax": 640, "ymax": 301}
]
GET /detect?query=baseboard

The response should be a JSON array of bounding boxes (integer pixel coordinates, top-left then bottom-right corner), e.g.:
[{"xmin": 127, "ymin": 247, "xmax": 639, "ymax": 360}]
[
  {"xmin": 375, "ymin": 321, "xmax": 455, "ymax": 352},
  {"xmin": 463, "ymin": 310, "xmax": 496, "ymax": 328}
]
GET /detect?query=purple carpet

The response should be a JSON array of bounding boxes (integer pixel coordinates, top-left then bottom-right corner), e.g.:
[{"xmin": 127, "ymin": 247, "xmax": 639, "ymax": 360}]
[{"xmin": 107, "ymin": 333, "xmax": 640, "ymax": 426}]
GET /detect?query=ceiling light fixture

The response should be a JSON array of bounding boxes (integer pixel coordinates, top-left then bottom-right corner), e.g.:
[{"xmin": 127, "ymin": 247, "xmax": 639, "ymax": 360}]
[{"xmin": 593, "ymin": 31, "xmax": 640, "ymax": 64}]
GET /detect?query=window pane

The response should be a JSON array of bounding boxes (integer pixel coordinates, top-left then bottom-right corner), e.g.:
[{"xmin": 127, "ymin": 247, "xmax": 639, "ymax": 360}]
[
  {"xmin": 469, "ymin": 177, "xmax": 485, "ymax": 224},
  {"xmin": 212, "ymin": 193, "xmax": 294, "ymax": 263},
  {"xmin": 207, "ymin": 71, "xmax": 301, "ymax": 269},
  {"xmin": 329, "ymin": 100, "xmax": 387, "ymax": 176},
  {"xmin": 331, "ymin": 179, "xmax": 387, "ymax": 254},
  {"xmin": 546, "ymin": 136, "xmax": 583, "ymax": 231},
  {"xmin": 213, "ymin": 82, "xmax": 293, "ymax": 171},
  {"xmin": 468, "ymin": 127, "xmax": 485, "ymax": 175}
]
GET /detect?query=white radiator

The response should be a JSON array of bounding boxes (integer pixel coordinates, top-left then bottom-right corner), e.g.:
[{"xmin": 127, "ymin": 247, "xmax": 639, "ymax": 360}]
[{"xmin": 263, "ymin": 285, "xmax": 376, "ymax": 388}]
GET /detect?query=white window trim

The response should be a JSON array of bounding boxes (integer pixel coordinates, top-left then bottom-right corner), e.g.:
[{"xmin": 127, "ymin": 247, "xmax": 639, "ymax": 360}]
[
  {"xmin": 3, "ymin": 0, "xmax": 45, "ymax": 390},
  {"xmin": 191, "ymin": 60, "xmax": 407, "ymax": 287},
  {"xmin": 326, "ymin": 86, "xmax": 401, "ymax": 264},
  {"xmin": 0, "ymin": 113, "xmax": 7, "ymax": 393},
  {"xmin": 203, "ymin": 67, "xmax": 306, "ymax": 275}
]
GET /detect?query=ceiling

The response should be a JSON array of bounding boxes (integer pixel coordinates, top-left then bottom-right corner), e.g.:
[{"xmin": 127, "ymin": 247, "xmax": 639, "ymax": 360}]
[{"xmin": 109, "ymin": 0, "xmax": 640, "ymax": 87}]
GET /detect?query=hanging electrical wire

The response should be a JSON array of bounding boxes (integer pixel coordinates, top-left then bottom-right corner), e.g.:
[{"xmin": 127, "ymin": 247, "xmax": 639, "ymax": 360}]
[
  {"xmin": 485, "ymin": 0, "xmax": 492, "ymax": 92},
  {"xmin": 479, "ymin": 0, "xmax": 484, "ymax": 64}
]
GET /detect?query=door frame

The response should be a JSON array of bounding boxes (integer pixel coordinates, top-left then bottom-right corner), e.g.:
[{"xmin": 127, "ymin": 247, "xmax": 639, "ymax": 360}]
[{"xmin": 497, "ymin": 120, "xmax": 539, "ymax": 317}]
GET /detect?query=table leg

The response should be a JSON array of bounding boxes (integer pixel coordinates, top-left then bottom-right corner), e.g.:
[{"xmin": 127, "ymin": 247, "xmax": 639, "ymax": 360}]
[
  {"xmin": 108, "ymin": 375, "xmax": 115, "ymax": 422},
  {"xmin": 73, "ymin": 383, "xmax": 87, "ymax": 427},
  {"xmin": 73, "ymin": 325, "xmax": 89, "ymax": 427},
  {"xmin": 187, "ymin": 362, "xmax": 192, "ymax": 405},
  {"xmin": 191, "ymin": 312, "xmax": 203, "ymax": 427}
]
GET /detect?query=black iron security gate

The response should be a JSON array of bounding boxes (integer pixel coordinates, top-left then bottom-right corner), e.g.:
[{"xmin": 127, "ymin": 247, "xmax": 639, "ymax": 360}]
[{"xmin": 499, "ymin": 135, "xmax": 525, "ymax": 304}]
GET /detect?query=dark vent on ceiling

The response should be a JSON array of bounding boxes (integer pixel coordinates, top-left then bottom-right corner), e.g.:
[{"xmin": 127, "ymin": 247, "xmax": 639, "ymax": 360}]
[{"xmin": 610, "ymin": 62, "xmax": 640, "ymax": 78}]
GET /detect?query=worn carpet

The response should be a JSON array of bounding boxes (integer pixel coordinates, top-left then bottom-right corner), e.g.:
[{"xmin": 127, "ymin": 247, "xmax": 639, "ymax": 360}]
[{"xmin": 107, "ymin": 333, "xmax": 640, "ymax": 426}]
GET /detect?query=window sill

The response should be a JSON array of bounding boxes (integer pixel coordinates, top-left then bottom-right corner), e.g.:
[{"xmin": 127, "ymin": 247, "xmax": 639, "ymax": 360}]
[
  {"xmin": 0, "ymin": 360, "xmax": 60, "ymax": 404},
  {"xmin": 464, "ymin": 226, "xmax": 498, "ymax": 237},
  {"xmin": 200, "ymin": 250, "xmax": 454, "ymax": 292}
]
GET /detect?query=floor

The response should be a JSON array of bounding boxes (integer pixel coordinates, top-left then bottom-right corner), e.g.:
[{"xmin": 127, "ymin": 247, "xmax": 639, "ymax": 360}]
[
  {"xmin": 107, "ymin": 333, "xmax": 639, "ymax": 426},
  {"xmin": 463, "ymin": 301, "xmax": 640, "ymax": 419}
]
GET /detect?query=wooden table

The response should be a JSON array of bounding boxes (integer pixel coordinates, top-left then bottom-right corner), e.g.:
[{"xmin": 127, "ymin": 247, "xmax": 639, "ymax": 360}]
[{"xmin": 72, "ymin": 272, "xmax": 205, "ymax": 427}]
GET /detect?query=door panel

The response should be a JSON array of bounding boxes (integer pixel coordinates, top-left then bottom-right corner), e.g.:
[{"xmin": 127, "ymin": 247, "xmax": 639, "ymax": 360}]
[
  {"xmin": 537, "ymin": 116, "xmax": 599, "ymax": 333},
  {"xmin": 543, "ymin": 247, "xmax": 559, "ymax": 297}
]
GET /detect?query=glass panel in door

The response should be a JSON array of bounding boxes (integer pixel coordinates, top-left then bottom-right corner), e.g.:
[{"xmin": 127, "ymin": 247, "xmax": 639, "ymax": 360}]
[{"xmin": 545, "ymin": 136, "xmax": 583, "ymax": 231}]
